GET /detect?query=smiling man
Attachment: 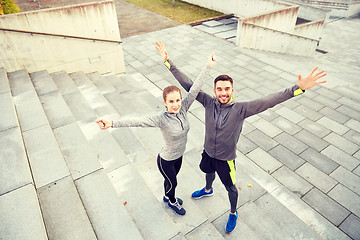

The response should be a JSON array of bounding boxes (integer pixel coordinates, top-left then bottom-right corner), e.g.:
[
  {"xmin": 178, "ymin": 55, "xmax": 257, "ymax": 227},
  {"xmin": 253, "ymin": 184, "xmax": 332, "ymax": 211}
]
[{"xmin": 156, "ymin": 41, "xmax": 326, "ymax": 234}]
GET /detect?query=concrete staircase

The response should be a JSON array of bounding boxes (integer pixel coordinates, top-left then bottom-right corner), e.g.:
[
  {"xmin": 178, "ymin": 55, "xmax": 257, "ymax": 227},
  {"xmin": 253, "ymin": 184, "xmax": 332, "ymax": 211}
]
[{"xmin": 0, "ymin": 63, "xmax": 353, "ymax": 239}]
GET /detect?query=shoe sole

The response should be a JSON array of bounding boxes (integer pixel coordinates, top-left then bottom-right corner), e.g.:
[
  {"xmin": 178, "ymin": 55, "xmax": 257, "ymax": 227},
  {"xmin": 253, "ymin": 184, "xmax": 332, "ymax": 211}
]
[{"xmin": 192, "ymin": 192, "xmax": 214, "ymax": 199}]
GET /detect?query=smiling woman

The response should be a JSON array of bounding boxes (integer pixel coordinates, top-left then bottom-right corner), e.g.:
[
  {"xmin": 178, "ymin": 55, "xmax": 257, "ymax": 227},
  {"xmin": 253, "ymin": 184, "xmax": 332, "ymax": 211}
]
[{"xmin": 124, "ymin": 0, "xmax": 223, "ymax": 23}]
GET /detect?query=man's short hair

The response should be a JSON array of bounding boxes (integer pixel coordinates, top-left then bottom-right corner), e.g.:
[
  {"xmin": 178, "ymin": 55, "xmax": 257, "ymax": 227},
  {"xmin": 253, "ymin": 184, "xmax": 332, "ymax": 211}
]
[{"xmin": 214, "ymin": 75, "xmax": 233, "ymax": 87}]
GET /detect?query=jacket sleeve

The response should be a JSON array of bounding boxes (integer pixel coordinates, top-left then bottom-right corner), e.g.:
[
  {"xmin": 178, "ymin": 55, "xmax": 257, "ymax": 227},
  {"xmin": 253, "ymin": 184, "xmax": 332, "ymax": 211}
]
[
  {"xmin": 112, "ymin": 114, "xmax": 162, "ymax": 128},
  {"xmin": 164, "ymin": 59, "xmax": 213, "ymax": 106},
  {"xmin": 181, "ymin": 64, "xmax": 211, "ymax": 111},
  {"xmin": 243, "ymin": 84, "xmax": 304, "ymax": 118}
]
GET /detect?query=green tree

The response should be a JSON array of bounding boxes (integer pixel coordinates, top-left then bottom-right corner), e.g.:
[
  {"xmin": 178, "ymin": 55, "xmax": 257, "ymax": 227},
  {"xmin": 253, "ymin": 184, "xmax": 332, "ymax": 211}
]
[{"xmin": 0, "ymin": 0, "xmax": 21, "ymax": 14}]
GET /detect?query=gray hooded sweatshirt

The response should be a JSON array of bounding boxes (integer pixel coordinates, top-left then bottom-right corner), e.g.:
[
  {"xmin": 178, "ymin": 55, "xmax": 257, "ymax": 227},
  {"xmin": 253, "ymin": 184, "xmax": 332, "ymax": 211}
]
[
  {"xmin": 112, "ymin": 64, "xmax": 211, "ymax": 161},
  {"xmin": 164, "ymin": 59, "xmax": 304, "ymax": 161}
]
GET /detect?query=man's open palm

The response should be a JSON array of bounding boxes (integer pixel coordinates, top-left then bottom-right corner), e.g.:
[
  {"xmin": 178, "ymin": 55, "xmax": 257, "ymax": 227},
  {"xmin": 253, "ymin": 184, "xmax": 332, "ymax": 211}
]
[{"xmin": 297, "ymin": 67, "xmax": 327, "ymax": 90}]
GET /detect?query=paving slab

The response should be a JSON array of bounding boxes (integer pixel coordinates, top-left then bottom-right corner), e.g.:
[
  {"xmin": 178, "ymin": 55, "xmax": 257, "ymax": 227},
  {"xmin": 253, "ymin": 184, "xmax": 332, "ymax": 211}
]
[
  {"xmin": 272, "ymin": 166, "xmax": 313, "ymax": 197},
  {"xmin": 62, "ymin": 90, "xmax": 98, "ymax": 123},
  {"xmin": 271, "ymin": 185, "xmax": 351, "ymax": 240},
  {"xmin": 252, "ymin": 118, "xmax": 282, "ymax": 138},
  {"xmin": 299, "ymin": 148, "xmax": 339, "ymax": 175},
  {"xmin": 237, "ymin": 201, "xmax": 292, "ymax": 240},
  {"xmin": 51, "ymin": 71, "xmax": 79, "ymax": 95},
  {"xmin": 339, "ymin": 214, "xmax": 360, "ymax": 240},
  {"xmin": 337, "ymin": 105, "xmax": 360, "ymax": 122},
  {"xmin": 53, "ymin": 122, "xmax": 102, "ymax": 180},
  {"xmin": 37, "ymin": 176, "xmax": 97, "ymax": 240},
  {"xmin": 245, "ymin": 129, "xmax": 279, "ymax": 151},
  {"xmin": 38, "ymin": 91, "xmax": 76, "ymax": 129},
  {"xmin": 302, "ymin": 188, "xmax": 350, "ymax": 226},
  {"xmin": 30, "ymin": 70, "xmax": 58, "ymax": 96},
  {"xmin": 274, "ymin": 132, "xmax": 308, "ymax": 155},
  {"xmin": 108, "ymin": 163, "xmax": 179, "ymax": 240},
  {"xmin": 317, "ymin": 116, "xmax": 350, "ymax": 135},
  {"xmin": 330, "ymin": 166, "xmax": 360, "ymax": 196},
  {"xmin": 345, "ymin": 119, "xmax": 360, "ymax": 133},
  {"xmin": 324, "ymin": 132, "xmax": 359, "ymax": 155},
  {"xmin": 0, "ymin": 92, "xmax": 19, "ymax": 132},
  {"xmin": 22, "ymin": 124, "xmax": 69, "ymax": 188},
  {"xmin": 13, "ymin": 90, "xmax": 49, "ymax": 132},
  {"xmin": 295, "ymin": 162, "xmax": 337, "ymax": 193},
  {"xmin": 255, "ymin": 193, "xmax": 322, "ymax": 240},
  {"xmin": 0, "ymin": 68, "xmax": 10, "ymax": 94},
  {"xmin": 328, "ymin": 184, "xmax": 360, "ymax": 218},
  {"xmin": 319, "ymin": 106, "xmax": 350, "ymax": 124},
  {"xmin": 338, "ymin": 96, "xmax": 360, "ymax": 112},
  {"xmin": 321, "ymin": 145, "xmax": 359, "ymax": 171},
  {"xmin": 185, "ymin": 221, "xmax": 225, "ymax": 240},
  {"xmin": 292, "ymin": 105, "xmax": 323, "ymax": 121},
  {"xmin": 7, "ymin": 69, "xmax": 33, "ymax": 97},
  {"xmin": 0, "ymin": 184, "xmax": 47, "ymax": 240},
  {"xmin": 271, "ymin": 116, "xmax": 302, "ymax": 135},
  {"xmin": 275, "ymin": 106, "xmax": 305, "ymax": 124},
  {"xmin": 298, "ymin": 118, "xmax": 331, "ymax": 138},
  {"xmin": 268, "ymin": 145, "xmax": 305, "ymax": 171},
  {"xmin": 295, "ymin": 129, "xmax": 330, "ymax": 152},
  {"xmin": 246, "ymin": 147, "xmax": 283, "ymax": 174},
  {"xmin": 0, "ymin": 127, "xmax": 32, "ymax": 195},
  {"xmin": 237, "ymin": 134, "xmax": 257, "ymax": 154},
  {"xmin": 75, "ymin": 169, "xmax": 143, "ymax": 239}
]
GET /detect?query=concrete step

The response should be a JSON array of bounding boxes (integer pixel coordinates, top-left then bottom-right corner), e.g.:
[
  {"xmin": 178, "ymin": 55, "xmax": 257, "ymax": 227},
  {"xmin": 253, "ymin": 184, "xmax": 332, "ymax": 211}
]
[
  {"xmin": 29, "ymin": 70, "xmax": 143, "ymax": 238},
  {"xmin": 108, "ymin": 163, "xmax": 180, "ymax": 240},
  {"xmin": 69, "ymin": 72, "xmax": 130, "ymax": 172},
  {"xmin": 236, "ymin": 151, "xmax": 351, "ymax": 240},
  {"xmin": 237, "ymin": 201, "xmax": 293, "ymax": 240},
  {"xmin": 254, "ymin": 193, "xmax": 322, "ymax": 239},
  {"xmin": 0, "ymin": 184, "xmax": 47, "ymax": 240}
]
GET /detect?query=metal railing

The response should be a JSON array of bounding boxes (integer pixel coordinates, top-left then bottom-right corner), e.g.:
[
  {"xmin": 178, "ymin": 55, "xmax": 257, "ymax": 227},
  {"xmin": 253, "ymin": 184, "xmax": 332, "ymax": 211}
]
[{"xmin": 0, "ymin": 27, "xmax": 122, "ymax": 44}]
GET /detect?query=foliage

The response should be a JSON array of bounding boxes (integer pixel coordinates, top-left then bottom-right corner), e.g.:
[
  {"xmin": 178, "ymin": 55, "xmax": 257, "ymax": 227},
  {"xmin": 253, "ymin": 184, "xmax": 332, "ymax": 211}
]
[
  {"xmin": 0, "ymin": 0, "xmax": 21, "ymax": 15},
  {"xmin": 125, "ymin": 0, "xmax": 222, "ymax": 23}
]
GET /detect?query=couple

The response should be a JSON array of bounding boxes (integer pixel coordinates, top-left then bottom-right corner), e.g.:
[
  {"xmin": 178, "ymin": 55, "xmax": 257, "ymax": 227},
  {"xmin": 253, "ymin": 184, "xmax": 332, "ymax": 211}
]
[{"xmin": 97, "ymin": 41, "xmax": 327, "ymax": 234}]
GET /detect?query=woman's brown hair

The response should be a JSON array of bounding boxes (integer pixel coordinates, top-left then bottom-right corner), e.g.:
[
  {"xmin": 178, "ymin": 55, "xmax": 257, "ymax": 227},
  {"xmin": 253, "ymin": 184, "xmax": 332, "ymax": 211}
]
[{"xmin": 163, "ymin": 85, "xmax": 181, "ymax": 101}]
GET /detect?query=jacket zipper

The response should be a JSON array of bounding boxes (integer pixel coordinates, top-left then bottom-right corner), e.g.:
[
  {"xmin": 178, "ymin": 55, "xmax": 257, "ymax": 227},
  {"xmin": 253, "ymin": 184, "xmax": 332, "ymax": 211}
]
[
  {"xmin": 214, "ymin": 108, "xmax": 221, "ymax": 158},
  {"xmin": 176, "ymin": 115, "xmax": 184, "ymax": 130}
]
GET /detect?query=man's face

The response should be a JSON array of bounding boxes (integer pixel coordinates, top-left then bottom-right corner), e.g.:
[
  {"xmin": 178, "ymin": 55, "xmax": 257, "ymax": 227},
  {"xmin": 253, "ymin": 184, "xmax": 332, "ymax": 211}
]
[{"xmin": 214, "ymin": 80, "xmax": 234, "ymax": 104}]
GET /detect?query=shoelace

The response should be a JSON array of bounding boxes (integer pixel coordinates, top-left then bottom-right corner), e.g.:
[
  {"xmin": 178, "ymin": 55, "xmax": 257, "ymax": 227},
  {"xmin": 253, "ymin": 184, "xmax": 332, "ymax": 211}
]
[{"xmin": 171, "ymin": 201, "xmax": 182, "ymax": 210}]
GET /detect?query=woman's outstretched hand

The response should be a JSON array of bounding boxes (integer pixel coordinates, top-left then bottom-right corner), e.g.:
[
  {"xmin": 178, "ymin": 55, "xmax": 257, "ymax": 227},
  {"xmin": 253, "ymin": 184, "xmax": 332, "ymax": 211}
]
[
  {"xmin": 96, "ymin": 119, "xmax": 113, "ymax": 130},
  {"xmin": 155, "ymin": 41, "xmax": 168, "ymax": 61},
  {"xmin": 208, "ymin": 53, "xmax": 216, "ymax": 67},
  {"xmin": 297, "ymin": 67, "xmax": 327, "ymax": 90}
]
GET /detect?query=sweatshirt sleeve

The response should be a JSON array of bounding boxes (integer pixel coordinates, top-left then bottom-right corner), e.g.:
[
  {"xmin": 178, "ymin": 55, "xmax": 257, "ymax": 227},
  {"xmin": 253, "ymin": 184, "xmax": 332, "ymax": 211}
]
[
  {"xmin": 243, "ymin": 84, "xmax": 304, "ymax": 118},
  {"xmin": 164, "ymin": 59, "xmax": 213, "ymax": 106},
  {"xmin": 112, "ymin": 114, "xmax": 162, "ymax": 128},
  {"xmin": 181, "ymin": 64, "xmax": 211, "ymax": 111}
]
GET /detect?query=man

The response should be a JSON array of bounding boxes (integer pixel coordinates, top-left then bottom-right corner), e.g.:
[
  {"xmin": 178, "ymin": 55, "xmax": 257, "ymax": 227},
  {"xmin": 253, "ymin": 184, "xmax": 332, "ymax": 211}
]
[{"xmin": 155, "ymin": 41, "xmax": 327, "ymax": 233}]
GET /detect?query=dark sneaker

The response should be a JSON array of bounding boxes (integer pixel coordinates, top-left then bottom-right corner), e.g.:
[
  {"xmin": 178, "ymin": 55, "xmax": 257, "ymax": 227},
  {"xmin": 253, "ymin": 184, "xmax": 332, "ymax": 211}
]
[
  {"xmin": 163, "ymin": 196, "xmax": 183, "ymax": 205},
  {"xmin": 167, "ymin": 200, "xmax": 186, "ymax": 215},
  {"xmin": 225, "ymin": 211, "xmax": 238, "ymax": 234},
  {"xmin": 191, "ymin": 187, "xmax": 213, "ymax": 199}
]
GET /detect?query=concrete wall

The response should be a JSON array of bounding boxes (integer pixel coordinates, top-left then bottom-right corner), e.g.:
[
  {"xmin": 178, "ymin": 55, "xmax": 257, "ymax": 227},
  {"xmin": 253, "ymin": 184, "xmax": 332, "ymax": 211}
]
[
  {"xmin": 243, "ymin": 6, "xmax": 299, "ymax": 32},
  {"xmin": 347, "ymin": 1, "xmax": 360, "ymax": 17},
  {"xmin": 182, "ymin": 0, "xmax": 291, "ymax": 17},
  {"xmin": 293, "ymin": 19, "xmax": 324, "ymax": 39},
  {"xmin": 0, "ymin": 1, "xmax": 125, "ymax": 74},
  {"xmin": 236, "ymin": 22, "xmax": 318, "ymax": 56}
]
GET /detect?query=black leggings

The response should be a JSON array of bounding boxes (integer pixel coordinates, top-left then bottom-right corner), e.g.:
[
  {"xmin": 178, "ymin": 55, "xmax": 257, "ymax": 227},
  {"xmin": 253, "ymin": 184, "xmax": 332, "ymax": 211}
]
[
  {"xmin": 206, "ymin": 172, "xmax": 238, "ymax": 213},
  {"xmin": 157, "ymin": 155, "xmax": 183, "ymax": 203}
]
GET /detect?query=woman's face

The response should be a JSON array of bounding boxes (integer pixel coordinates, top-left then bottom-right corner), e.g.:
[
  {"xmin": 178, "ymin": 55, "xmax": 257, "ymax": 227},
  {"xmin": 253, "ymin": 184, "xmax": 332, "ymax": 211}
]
[{"xmin": 164, "ymin": 91, "xmax": 182, "ymax": 113}]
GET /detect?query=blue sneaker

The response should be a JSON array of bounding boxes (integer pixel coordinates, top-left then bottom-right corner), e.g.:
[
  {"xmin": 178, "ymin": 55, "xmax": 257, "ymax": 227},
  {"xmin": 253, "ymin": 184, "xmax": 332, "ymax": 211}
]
[
  {"xmin": 163, "ymin": 196, "xmax": 183, "ymax": 205},
  {"xmin": 191, "ymin": 187, "xmax": 213, "ymax": 199},
  {"xmin": 226, "ymin": 211, "xmax": 238, "ymax": 234},
  {"xmin": 167, "ymin": 200, "xmax": 186, "ymax": 215}
]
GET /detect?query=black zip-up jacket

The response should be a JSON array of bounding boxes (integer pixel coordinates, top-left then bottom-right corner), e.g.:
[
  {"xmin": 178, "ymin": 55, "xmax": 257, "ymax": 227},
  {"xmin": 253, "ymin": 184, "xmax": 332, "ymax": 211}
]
[{"xmin": 165, "ymin": 59, "xmax": 304, "ymax": 161}]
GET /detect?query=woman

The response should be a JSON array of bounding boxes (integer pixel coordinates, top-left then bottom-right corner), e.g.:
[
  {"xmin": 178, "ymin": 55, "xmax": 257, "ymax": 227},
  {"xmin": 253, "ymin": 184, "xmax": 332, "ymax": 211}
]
[{"xmin": 97, "ymin": 50, "xmax": 215, "ymax": 215}]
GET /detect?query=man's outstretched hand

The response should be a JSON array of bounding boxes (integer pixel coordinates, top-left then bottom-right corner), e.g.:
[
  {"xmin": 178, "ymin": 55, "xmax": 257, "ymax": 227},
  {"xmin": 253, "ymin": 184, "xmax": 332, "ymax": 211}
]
[
  {"xmin": 155, "ymin": 41, "xmax": 168, "ymax": 61},
  {"xmin": 297, "ymin": 67, "xmax": 327, "ymax": 90}
]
